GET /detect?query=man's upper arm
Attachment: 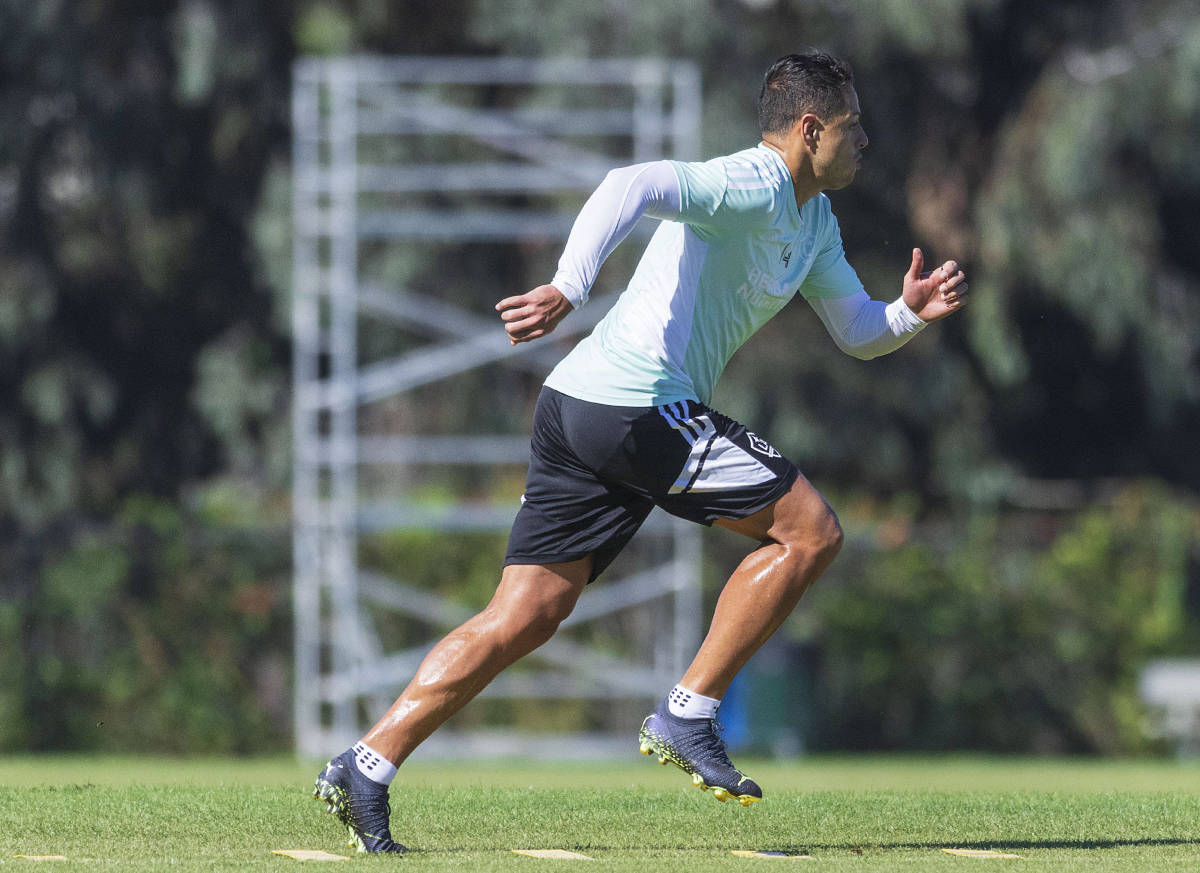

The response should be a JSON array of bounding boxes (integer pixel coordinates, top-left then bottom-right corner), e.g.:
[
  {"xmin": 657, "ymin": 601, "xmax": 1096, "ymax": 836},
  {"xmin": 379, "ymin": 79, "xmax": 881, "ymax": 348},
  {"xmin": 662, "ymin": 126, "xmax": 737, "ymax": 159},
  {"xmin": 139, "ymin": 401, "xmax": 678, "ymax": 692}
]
[
  {"xmin": 670, "ymin": 157, "xmax": 777, "ymax": 236},
  {"xmin": 670, "ymin": 159, "xmax": 727, "ymax": 227},
  {"xmin": 802, "ymin": 247, "xmax": 864, "ymax": 300},
  {"xmin": 800, "ymin": 202, "xmax": 865, "ymax": 301},
  {"xmin": 549, "ymin": 160, "xmax": 683, "ymax": 307}
]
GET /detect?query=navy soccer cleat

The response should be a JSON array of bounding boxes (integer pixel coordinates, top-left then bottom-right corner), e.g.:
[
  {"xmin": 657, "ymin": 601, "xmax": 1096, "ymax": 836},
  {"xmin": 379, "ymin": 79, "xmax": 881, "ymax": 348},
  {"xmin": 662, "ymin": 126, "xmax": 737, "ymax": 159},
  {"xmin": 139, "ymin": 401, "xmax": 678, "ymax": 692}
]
[
  {"xmin": 313, "ymin": 750, "xmax": 407, "ymax": 854},
  {"xmin": 638, "ymin": 701, "xmax": 762, "ymax": 805}
]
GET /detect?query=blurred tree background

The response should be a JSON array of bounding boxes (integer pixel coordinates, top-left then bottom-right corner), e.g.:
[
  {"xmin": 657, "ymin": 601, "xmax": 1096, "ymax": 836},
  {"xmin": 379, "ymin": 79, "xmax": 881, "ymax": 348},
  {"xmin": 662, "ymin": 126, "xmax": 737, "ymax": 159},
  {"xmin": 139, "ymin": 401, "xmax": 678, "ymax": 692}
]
[{"xmin": 0, "ymin": 0, "xmax": 1196, "ymax": 754}]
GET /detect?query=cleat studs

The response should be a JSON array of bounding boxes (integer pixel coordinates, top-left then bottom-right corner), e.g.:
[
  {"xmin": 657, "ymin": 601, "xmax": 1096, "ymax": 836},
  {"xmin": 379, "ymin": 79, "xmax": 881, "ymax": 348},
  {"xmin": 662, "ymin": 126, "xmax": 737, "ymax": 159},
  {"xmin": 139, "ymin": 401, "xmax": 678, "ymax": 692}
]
[
  {"xmin": 639, "ymin": 743, "xmax": 652, "ymax": 755},
  {"xmin": 737, "ymin": 796, "xmax": 754, "ymax": 807},
  {"xmin": 692, "ymin": 773, "xmax": 704, "ymax": 787},
  {"xmin": 658, "ymin": 756, "xmax": 668, "ymax": 765}
]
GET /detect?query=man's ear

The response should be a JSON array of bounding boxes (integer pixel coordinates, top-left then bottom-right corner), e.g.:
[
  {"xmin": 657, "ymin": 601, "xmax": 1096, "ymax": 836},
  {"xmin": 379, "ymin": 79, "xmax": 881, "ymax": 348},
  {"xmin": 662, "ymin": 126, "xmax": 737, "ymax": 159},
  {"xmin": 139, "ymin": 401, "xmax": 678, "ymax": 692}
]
[{"xmin": 798, "ymin": 112, "xmax": 823, "ymax": 150}]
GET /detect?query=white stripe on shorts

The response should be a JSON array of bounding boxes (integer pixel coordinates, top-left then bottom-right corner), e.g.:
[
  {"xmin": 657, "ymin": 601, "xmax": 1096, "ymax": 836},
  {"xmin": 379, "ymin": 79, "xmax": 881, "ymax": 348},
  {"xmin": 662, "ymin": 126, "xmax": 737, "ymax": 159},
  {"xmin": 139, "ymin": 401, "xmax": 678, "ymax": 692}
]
[{"xmin": 658, "ymin": 404, "xmax": 776, "ymax": 494}]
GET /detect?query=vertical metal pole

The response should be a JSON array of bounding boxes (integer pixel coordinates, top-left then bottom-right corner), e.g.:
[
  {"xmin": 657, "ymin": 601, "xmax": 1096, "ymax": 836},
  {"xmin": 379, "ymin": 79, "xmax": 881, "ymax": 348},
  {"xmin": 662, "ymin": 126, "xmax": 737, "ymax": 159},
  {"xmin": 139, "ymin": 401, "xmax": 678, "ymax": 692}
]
[
  {"xmin": 327, "ymin": 59, "xmax": 361, "ymax": 747},
  {"xmin": 672, "ymin": 64, "xmax": 702, "ymax": 161},
  {"xmin": 291, "ymin": 61, "xmax": 323, "ymax": 758},
  {"xmin": 668, "ymin": 64, "xmax": 704, "ymax": 682},
  {"xmin": 632, "ymin": 59, "xmax": 663, "ymax": 164},
  {"xmin": 671, "ymin": 516, "xmax": 704, "ymax": 680}
]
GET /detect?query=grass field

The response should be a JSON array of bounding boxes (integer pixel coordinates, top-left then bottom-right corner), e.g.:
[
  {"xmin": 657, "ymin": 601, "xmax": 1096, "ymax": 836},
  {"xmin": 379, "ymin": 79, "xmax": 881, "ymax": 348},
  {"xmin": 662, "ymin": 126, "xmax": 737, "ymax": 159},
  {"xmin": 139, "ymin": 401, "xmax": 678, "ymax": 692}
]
[{"xmin": 2, "ymin": 754, "xmax": 1198, "ymax": 871}]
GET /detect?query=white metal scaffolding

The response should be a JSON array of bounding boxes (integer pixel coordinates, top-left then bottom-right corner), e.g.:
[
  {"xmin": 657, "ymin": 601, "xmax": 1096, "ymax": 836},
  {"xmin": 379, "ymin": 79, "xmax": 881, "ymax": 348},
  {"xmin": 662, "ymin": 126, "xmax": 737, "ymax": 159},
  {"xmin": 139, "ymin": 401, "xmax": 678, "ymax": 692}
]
[{"xmin": 292, "ymin": 56, "xmax": 705, "ymax": 758}]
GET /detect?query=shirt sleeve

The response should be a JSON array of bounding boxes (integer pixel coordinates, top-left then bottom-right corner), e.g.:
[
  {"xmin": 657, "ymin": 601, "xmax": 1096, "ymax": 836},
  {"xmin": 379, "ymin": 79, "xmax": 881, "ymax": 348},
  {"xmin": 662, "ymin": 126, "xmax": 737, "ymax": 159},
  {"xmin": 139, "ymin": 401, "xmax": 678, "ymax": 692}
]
[
  {"xmin": 670, "ymin": 156, "xmax": 777, "ymax": 237},
  {"xmin": 551, "ymin": 161, "xmax": 681, "ymax": 308},
  {"xmin": 800, "ymin": 201, "xmax": 865, "ymax": 301},
  {"xmin": 807, "ymin": 289, "xmax": 927, "ymax": 360}
]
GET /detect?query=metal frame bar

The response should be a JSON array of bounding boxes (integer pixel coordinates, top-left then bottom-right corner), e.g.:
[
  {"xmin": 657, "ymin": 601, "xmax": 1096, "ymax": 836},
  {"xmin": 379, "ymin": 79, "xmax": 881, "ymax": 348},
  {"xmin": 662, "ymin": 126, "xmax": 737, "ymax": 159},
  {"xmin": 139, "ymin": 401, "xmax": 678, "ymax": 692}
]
[{"xmin": 292, "ymin": 56, "xmax": 703, "ymax": 758}]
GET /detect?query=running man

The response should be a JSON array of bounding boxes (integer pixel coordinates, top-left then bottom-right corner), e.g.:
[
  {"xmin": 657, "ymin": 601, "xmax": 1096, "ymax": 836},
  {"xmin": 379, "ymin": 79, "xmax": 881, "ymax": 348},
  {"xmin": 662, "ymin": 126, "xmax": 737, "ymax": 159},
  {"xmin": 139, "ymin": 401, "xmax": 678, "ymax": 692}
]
[{"xmin": 314, "ymin": 51, "xmax": 968, "ymax": 853}]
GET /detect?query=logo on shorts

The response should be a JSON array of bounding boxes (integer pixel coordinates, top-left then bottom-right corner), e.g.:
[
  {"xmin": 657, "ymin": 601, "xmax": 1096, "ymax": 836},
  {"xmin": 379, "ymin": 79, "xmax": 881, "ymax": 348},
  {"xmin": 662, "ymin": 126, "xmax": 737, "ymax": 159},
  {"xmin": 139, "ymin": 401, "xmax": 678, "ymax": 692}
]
[
  {"xmin": 746, "ymin": 432, "xmax": 781, "ymax": 458},
  {"xmin": 780, "ymin": 244, "xmax": 792, "ymax": 268}
]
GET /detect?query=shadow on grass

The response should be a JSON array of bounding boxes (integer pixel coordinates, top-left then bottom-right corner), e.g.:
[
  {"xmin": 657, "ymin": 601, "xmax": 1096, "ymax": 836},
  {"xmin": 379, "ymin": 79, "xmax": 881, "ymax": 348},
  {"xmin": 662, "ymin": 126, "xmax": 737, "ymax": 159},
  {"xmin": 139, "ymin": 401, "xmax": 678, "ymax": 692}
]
[
  {"xmin": 774, "ymin": 838, "xmax": 1200, "ymax": 852},
  {"xmin": 399, "ymin": 838, "xmax": 1200, "ymax": 855}
]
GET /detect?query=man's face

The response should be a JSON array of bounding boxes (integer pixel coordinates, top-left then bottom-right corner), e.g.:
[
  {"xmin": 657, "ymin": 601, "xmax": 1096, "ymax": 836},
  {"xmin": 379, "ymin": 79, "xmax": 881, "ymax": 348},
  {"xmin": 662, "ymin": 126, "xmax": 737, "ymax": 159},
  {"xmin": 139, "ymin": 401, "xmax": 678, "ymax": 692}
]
[{"xmin": 812, "ymin": 85, "xmax": 868, "ymax": 190}]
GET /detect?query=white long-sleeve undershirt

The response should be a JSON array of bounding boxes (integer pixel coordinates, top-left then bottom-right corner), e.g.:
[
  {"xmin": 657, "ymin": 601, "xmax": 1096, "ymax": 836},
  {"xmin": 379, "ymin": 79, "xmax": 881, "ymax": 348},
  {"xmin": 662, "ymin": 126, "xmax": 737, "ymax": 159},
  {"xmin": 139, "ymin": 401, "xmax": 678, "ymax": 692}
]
[
  {"xmin": 551, "ymin": 162, "xmax": 682, "ymax": 308},
  {"xmin": 550, "ymin": 159, "xmax": 926, "ymax": 358},
  {"xmin": 807, "ymin": 291, "xmax": 927, "ymax": 360}
]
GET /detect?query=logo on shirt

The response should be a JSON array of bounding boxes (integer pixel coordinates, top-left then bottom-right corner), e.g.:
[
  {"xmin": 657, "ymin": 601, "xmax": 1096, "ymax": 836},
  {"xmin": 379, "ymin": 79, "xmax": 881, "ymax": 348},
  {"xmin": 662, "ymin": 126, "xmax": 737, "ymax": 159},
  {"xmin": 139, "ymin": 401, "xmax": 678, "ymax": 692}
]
[
  {"xmin": 746, "ymin": 432, "xmax": 781, "ymax": 459},
  {"xmin": 780, "ymin": 244, "xmax": 792, "ymax": 268}
]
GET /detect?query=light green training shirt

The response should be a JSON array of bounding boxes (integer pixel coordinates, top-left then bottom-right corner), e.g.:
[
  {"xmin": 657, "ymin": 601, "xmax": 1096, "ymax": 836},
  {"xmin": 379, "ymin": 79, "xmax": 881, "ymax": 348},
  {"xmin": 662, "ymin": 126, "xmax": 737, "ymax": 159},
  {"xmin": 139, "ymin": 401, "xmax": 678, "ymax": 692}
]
[{"xmin": 544, "ymin": 144, "xmax": 864, "ymax": 407}]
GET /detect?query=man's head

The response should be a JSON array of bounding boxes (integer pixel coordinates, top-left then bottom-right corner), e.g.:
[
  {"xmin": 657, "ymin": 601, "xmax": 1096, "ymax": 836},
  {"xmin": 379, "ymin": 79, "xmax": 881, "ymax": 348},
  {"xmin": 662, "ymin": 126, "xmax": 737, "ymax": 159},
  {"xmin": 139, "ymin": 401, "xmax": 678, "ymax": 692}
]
[
  {"xmin": 759, "ymin": 51, "xmax": 867, "ymax": 193},
  {"xmin": 758, "ymin": 52, "xmax": 854, "ymax": 136}
]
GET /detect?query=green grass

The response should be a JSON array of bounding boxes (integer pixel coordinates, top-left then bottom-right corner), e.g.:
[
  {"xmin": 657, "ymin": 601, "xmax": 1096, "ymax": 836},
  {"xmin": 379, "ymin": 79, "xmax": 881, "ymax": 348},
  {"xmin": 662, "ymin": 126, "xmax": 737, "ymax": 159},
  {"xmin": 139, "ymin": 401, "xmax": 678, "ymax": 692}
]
[{"xmin": 2, "ymin": 755, "xmax": 1198, "ymax": 871}]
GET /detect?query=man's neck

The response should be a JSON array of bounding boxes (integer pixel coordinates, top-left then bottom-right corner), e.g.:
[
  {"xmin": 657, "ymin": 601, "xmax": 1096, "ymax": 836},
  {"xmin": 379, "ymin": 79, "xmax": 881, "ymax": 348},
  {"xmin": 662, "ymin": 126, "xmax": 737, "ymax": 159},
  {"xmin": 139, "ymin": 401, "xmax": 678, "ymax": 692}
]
[{"xmin": 760, "ymin": 138, "xmax": 821, "ymax": 207}]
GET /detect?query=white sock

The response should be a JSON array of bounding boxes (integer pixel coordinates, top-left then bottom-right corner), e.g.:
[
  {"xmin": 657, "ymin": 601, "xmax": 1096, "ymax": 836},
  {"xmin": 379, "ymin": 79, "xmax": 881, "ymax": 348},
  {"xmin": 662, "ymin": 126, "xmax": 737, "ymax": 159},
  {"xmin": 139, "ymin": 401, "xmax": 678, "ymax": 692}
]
[
  {"xmin": 352, "ymin": 741, "xmax": 398, "ymax": 786},
  {"xmin": 667, "ymin": 684, "xmax": 720, "ymax": 720}
]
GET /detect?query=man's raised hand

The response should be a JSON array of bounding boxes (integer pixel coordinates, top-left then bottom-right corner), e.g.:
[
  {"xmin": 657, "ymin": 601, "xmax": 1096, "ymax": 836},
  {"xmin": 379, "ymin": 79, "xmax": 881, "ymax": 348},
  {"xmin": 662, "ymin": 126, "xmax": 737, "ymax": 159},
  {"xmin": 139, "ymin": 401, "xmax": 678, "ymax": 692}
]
[
  {"xmin": 496, "ymin": 284, "xmax": 573, "ymax": 345},
  {"xmin": 902, "ymin": 247, "xmax": 968, "ymax": 322}
]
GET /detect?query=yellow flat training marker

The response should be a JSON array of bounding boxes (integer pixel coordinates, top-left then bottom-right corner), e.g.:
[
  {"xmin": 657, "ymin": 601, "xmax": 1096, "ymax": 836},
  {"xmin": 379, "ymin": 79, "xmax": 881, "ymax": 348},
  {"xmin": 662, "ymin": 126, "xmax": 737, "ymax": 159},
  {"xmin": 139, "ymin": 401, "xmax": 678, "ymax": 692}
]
[
  {"xmin": 512, "ymin": 849, "xmax": 594, "ymax": 860},
  {"xmin": 13, "ymin": 857, "xmax": 68, "ymax": 862},
  {"xmin": 942, "ymin": 849, "xmax": 1022, "ymax": 859},
  {"xmin": 731, "ymin": 850, "xmax": 815, "ymax": 859},
  {"xmin": 271, "ymin": 849, "xmax": 349, "ymax": 861}
]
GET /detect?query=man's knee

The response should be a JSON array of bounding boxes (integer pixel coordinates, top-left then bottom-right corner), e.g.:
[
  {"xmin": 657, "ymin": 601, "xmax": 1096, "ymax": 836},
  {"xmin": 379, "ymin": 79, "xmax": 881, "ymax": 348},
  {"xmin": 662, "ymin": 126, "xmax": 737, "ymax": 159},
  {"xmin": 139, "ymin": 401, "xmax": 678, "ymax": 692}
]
[
  {"xmin": 814, "ymin": 506, "xmax": 844, "ymax": 561},
  {"xmin": 515, "ymin": 594, "xmax": 574, "ymax": 644},
  {"xmin": 489, "ymin": 561, "xmax": 588, "ymax": 646},
  {"xmin": 486, "ymin": 592, "xmax": 567, "ymax": 647},
  {"xmin": 775, "ymin": 486, "xmax": 843, "ymax": 566}
]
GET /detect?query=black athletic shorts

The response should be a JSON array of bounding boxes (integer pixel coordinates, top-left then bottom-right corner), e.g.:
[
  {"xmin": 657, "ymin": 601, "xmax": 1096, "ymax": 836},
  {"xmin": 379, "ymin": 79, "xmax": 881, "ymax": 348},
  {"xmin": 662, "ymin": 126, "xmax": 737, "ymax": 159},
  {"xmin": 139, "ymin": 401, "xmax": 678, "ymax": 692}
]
[{"xmin": 504, "ymin": 387, "xmax": 800, "ymax": 582}]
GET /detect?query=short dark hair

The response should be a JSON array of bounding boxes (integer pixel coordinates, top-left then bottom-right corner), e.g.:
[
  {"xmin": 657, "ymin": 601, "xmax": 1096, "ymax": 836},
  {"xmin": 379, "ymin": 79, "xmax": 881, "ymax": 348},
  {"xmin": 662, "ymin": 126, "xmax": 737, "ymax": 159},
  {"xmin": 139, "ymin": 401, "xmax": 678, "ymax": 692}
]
[{"xmin": 757, "ymin": 52, "xmax": 855, "ymax": 136}]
